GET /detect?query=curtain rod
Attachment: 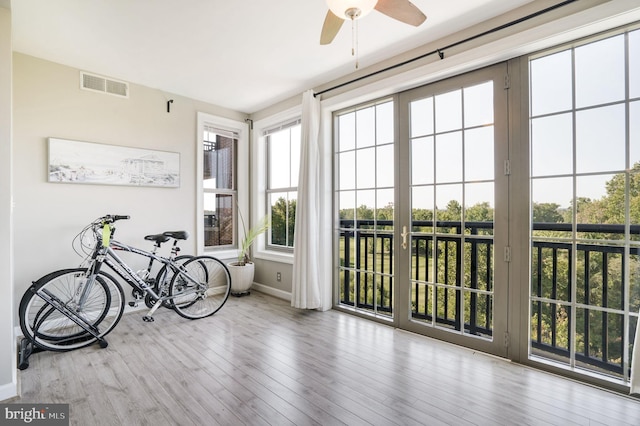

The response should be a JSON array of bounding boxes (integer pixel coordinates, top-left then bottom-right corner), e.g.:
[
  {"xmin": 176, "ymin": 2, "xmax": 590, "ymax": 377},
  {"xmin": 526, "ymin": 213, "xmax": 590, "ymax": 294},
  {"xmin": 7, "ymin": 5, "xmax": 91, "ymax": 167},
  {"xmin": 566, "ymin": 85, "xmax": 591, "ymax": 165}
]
[{"xmin": 314, "ymin": 0, "xmax": 578, "ymax": 98}]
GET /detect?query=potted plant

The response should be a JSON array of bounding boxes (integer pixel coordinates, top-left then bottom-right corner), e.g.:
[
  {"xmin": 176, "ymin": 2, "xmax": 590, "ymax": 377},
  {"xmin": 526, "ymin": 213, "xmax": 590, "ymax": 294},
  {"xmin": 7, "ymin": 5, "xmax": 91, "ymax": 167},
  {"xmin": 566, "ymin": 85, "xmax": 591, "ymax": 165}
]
[{"xmin": 228, "ymin": 214, "xmax": 270, "ymax": 296}]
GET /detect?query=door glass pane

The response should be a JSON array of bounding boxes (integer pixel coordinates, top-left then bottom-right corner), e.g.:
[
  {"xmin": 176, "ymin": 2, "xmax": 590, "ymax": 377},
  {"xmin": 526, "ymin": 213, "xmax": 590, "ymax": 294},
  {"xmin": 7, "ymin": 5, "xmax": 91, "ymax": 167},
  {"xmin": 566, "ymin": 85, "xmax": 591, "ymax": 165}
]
[
  {"xmin": 376, "ymin": 188, "xmax": 394, "ymax": 224},
  {"xmin": 436, "ymin": 184, "xmax": 462, "ymax": 231},
  {"xmin": 356, "ymin": 107, "xmax": 375, "ymax": 148},
  {"xmin": 464, "ymin": 82, "xmax": 493, "ymax": 127},
  {"xmin": 377, "ymin": 101, "xmax": 394, "ymax": 144},
  {"xmin": 435, "ymin": 132, "xmax": 463, "ymax": 183},
  {"xmin": 435, "ymin": 90, "xmax": 462, "ymax": 132},
  {"xmin": 464, "ymin": 127, "xmax": 494, "ymax": 181},
  {"xmin": 339, "ymin": 151, "xmax": 355, "ymax": 190},
  {"xmin": 411, "ymin": 136, "xmax": 434, "ymax": 185},
  {"xmin": 339, "ymin": 191, "xmax": 355, "ymax": 223},
  {"xmin": 465, "ymin": 182, "xmax": 494, "ymax": 236},
  {"xmin": 412, "ymin": 185, "xmax": 434, "ymax": 233},
  {"xmin": 357, "ymin": 147, "xmax": 376, "ymax": 188},
  {"xmin": 356, "ymin": 190, "xmax": 375, "ymax": 226},
  {"xmin": 376, "ymin": 144, "xmax": 394, "ymax": 188}
]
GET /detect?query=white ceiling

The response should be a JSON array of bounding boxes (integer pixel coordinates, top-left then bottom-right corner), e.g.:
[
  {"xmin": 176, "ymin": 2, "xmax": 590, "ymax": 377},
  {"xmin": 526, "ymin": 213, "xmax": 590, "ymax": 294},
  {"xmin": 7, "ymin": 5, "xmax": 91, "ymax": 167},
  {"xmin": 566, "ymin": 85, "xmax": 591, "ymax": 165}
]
[{"xmin": 11, "ymin": 0, "xmax": 536, "ymax": 114}]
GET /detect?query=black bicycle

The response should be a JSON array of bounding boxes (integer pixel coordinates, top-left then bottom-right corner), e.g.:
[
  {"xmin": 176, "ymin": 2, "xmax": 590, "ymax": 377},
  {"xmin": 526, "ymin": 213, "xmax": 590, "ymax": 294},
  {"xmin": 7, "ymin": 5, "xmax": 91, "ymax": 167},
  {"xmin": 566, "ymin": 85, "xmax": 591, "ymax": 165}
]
[{"xmin": 18, "ymin": 215, "xmax": 231, "ymax": 356}]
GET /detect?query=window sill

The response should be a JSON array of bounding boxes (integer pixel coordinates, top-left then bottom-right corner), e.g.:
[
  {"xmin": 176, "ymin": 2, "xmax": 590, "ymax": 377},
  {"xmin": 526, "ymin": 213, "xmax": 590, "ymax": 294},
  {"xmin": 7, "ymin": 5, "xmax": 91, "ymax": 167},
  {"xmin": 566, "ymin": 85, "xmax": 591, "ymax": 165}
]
[
  {"xmin": 254, "ymin": 250, "xmax": 294, "ymax": 265},
  {"xmin": 202, "ymin": 248, "xmax": 237, "ymax": 262}
]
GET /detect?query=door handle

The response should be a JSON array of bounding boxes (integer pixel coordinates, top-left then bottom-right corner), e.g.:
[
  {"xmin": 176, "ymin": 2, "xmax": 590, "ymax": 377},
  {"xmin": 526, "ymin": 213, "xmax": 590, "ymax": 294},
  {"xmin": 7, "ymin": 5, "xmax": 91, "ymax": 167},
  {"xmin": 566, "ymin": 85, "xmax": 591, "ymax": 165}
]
[{"xmin": 401, "ymin": 226, "xmax": 409, "ymax": 250}]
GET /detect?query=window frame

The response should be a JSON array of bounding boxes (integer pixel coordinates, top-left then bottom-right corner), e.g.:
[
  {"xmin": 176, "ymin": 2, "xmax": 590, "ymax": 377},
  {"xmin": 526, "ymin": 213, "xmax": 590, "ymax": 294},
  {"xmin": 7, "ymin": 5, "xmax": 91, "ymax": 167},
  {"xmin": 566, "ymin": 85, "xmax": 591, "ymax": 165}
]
[
  {"xmin": 526, "ymin": 26, "xmax": 640, "ymax": 386},
  {"xmin": 196, "ymin": 112, "xmax": 249, "ymax": 258},
  {"xmin": 252, "ymin": 107, "xmax": 302, "ymax": 264},
  {"xmin": 265, "ymin": 117, "xmax": 301, "ymax": 252}
]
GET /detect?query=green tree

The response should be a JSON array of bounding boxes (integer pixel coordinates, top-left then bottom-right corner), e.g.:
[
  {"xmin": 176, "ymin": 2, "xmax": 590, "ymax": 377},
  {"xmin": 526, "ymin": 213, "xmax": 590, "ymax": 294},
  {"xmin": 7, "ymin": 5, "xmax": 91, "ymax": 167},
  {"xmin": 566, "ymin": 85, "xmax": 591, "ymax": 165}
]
[
  {"xmin": 270, "ymin": 197, "xmax": 296, "ymax": 247},
  {"xmin": 603, "ymin": 162, "xmax": 640, "ymax": 224},
  {"xmin": 356, "ymin": 204, "xmax": 374, "ymax": 220},
  {"xmin": 532, "ymin": 202, "xmax": 564, "ymax": 223},
  {"xmin": 466, "ymin": 201, "xmax": 493, "ymax": 222}
]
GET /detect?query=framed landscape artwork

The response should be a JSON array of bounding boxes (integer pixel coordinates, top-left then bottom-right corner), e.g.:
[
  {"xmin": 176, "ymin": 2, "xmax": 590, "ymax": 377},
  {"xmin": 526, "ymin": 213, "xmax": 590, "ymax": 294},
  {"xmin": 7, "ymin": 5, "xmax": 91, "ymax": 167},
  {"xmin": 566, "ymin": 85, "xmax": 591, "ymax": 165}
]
[{"xmin": 48, "ymin": 138, "xmax": 180, "ymax": 188}]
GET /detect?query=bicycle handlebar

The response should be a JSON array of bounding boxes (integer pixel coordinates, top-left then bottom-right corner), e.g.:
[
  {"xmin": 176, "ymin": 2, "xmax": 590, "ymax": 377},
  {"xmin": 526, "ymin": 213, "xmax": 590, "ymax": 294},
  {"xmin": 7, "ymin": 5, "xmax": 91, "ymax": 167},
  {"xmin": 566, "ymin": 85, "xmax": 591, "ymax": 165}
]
[{"xmin": 101, "ymin": 215, "xmax": 130, "ymax": 224}]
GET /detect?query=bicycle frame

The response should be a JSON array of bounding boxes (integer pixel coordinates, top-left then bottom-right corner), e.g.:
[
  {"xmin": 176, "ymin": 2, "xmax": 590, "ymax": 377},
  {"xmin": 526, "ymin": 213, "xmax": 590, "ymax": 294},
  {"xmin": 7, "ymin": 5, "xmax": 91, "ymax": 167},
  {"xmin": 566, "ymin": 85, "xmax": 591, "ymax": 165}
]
[
  {"xmin": 100, "ymin": 240, "xmax": 170, "ymax": 301},
  {"xmin": 72, "ymin": 226, "xmax": 206, "ymax": 321}
]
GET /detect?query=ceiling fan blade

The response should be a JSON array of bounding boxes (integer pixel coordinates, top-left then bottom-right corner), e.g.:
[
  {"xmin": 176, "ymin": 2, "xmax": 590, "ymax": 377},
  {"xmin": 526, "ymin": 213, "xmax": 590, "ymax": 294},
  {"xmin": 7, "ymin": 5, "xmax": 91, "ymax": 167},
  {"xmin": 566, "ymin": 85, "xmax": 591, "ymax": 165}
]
[
  {"xmin": 320, "ymin": 10, "xmax": 345, "ymax": 45},
  {"xmin": 375, "ymin": 0, "xmax": 427, "ymax": 26}
]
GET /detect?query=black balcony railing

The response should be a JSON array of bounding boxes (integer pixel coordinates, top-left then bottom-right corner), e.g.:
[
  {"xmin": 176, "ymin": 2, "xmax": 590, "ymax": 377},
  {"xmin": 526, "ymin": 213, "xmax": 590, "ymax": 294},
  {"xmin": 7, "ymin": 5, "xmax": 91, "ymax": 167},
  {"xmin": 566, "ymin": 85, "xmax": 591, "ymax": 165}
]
[
  {"xmin": 531, "ymin": 222, "xmax": 640, "ymax": 376},
  {"xmin": 338, "ymin": 219, "xmax": 640, "ymax": 376},
  {"xmin": 339, "ymin": 219, "xmax": 494, "ymax": 335},
  {"xmin": 339, "ymin": 220, "xmax": 394, "ymax": 315}
]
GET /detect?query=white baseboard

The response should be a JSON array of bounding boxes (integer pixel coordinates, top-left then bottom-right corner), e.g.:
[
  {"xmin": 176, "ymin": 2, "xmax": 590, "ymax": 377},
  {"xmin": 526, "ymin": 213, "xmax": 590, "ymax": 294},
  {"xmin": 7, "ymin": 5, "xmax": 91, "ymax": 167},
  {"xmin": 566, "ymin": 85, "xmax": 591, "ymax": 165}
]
[
  {"xmin": 251, "ymin": 282, "xmax": 291, "ymax": 301},
  {"xmin": 0, "ymin": 381, "xmax": 18, "ymax": 402}
]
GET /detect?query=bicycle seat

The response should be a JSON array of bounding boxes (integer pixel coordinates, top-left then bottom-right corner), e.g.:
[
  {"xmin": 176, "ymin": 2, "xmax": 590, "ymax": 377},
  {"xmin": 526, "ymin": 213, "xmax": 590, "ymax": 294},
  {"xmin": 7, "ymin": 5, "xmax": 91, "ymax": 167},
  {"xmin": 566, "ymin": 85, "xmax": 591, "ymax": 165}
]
[
  {"xmin": 144, "ymin": 234, "xmax": 171, "ymax": 243},
  {"xmin": 163, "ymin": 231, "xmax": 189, "ymax": 240}
]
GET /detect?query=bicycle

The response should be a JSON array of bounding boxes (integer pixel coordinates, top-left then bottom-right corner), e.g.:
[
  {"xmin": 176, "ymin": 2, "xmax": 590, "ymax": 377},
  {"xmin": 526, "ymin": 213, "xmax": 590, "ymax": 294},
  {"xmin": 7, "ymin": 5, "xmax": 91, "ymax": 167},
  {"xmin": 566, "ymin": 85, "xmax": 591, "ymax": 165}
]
[{"xmin": 18, "ymin": 214, "xmax": 231, "ymax": 361}]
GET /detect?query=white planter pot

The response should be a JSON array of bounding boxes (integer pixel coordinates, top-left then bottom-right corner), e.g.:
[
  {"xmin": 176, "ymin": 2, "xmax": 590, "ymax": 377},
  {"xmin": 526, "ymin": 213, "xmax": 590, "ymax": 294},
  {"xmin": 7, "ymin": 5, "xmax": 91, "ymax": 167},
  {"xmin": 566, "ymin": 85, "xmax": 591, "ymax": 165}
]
[{"xmin": 228, "ymin": 261, "xmax": 255, "ymax": 296}]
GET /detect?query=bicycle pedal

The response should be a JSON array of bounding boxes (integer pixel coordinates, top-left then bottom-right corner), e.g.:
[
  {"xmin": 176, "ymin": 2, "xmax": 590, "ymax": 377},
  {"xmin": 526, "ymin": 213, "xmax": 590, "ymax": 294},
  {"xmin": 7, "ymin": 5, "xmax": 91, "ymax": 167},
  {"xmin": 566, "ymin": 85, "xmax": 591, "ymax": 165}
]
[
  {"xmin": 142, "ymin": 315, "xmax": 154, "ymax": 322},
  {"xmin": 128, "ymin": 301, "xmax": 139, "ymax": 308}
]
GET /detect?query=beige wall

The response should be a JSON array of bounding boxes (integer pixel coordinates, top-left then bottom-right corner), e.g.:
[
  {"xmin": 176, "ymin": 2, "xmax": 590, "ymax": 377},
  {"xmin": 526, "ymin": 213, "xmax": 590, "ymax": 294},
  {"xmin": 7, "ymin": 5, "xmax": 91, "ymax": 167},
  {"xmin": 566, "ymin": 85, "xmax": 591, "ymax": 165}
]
[
  {"xmin": 12, "ymin": 52, "xmax": 247, "ymax": 314},
  {"xmin": 0, "ymin": 3, "xmax": 16, "ymax": 401}
]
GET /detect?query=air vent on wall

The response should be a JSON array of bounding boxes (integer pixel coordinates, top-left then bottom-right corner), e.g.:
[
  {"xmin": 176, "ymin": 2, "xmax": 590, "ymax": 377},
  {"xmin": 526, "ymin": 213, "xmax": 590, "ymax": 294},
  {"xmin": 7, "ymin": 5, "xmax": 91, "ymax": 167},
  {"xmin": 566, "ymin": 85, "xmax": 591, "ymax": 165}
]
[{"xmin": 80, "ymin": 72, "xmax": 129, "ymax": 98}]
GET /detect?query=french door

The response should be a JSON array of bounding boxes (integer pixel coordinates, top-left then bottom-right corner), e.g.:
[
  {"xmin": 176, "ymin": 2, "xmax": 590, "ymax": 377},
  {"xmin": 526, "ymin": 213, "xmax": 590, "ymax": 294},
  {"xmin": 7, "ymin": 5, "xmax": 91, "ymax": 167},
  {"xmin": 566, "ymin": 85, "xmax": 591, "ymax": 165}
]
[{"xmin": 336, "ymin": 63, "xmax": 510, "ymax": 357}]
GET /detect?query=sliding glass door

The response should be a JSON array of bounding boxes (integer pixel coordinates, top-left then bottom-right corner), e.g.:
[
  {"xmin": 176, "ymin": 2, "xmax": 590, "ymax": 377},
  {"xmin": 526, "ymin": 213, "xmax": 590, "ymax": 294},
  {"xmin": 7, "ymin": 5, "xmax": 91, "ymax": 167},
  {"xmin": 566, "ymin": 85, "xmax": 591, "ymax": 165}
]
[{"xmin": 335, "ymin": 63, "xmax": 510, "ymax": 356}]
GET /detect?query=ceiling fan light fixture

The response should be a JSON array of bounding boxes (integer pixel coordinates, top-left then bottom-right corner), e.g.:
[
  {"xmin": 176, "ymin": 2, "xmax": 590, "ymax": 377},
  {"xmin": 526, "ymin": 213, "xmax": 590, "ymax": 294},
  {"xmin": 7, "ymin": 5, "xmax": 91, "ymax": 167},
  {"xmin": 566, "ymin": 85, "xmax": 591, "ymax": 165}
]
[{"xmin": 326, "ymin": 0, "xmax": 378, "ymax": 20}]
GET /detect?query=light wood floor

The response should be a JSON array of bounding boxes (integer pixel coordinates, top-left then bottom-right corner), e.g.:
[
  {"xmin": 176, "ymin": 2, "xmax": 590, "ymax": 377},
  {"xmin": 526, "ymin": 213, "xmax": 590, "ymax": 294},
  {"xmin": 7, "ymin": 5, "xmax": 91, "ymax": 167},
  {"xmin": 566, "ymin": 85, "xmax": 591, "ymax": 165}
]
[{"xmin": 14, "ymin": 291, "xmax": 640, "ymax": 425}]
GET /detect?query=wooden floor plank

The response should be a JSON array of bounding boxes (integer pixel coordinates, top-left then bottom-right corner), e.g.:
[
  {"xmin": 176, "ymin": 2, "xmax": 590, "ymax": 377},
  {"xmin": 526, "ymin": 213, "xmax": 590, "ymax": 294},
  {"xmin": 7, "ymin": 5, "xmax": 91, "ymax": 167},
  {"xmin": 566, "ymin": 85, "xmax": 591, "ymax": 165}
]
[{"xmin": 13, "ymin": 291, "xmax": 640, "ymax": 426}]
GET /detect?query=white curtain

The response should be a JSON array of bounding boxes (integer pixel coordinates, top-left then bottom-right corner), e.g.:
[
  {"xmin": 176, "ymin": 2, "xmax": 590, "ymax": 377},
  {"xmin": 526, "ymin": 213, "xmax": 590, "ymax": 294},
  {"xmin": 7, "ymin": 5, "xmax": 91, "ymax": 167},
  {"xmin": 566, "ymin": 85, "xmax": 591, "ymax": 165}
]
[
  {"xmin": 631, "ymin": 310, "xmax": 640, "ymax": 394},
  {"xmin": 291, "ymin": 90, "xmax": 324, "ymax": 309}
]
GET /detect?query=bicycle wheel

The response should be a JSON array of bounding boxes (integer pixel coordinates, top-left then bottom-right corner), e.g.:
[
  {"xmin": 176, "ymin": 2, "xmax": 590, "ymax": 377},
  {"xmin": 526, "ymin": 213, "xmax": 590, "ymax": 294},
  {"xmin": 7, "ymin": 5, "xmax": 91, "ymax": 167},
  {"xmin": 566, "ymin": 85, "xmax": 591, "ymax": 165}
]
[
  {"xmin": 169, "ymin": 255, "xmax": 230, "ymax": 319},
  {"xmin": 19, "ymin": 268, "xmax": 125, "ymax": 351},
  {"xmin": 152, "ymin": 255, "xmax": 194, "ymax": 308}
]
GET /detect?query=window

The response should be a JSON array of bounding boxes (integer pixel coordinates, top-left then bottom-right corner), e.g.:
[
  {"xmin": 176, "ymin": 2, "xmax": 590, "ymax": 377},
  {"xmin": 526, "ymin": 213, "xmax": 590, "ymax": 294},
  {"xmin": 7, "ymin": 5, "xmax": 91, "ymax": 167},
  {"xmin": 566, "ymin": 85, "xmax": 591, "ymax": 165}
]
[
  {"xmin": 203, "ymin": 125, "xmax": 237, "ymax": 249},
  {"xmin": 529, "ymin": 29, "xmax": 640, "ymax": 382},
  {"xmin": 197, "ymin": 112, "xmax": 247, "ymax": 256},
  {"xmin": 264, "ymin": 119, "xmax": 301, "ymax": 250}
]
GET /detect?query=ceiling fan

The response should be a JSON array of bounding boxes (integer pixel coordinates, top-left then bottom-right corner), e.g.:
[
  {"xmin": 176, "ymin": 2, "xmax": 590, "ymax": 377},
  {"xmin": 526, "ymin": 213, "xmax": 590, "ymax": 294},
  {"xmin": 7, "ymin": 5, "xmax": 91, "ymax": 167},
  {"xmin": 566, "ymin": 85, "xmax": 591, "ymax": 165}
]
[{"xmin": 320, "ymin": 0, "xmax": 427, "ymax": 45}]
